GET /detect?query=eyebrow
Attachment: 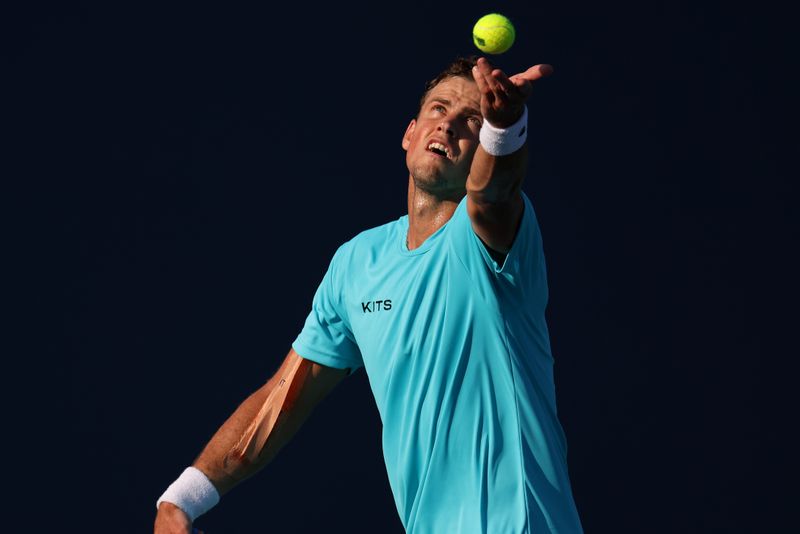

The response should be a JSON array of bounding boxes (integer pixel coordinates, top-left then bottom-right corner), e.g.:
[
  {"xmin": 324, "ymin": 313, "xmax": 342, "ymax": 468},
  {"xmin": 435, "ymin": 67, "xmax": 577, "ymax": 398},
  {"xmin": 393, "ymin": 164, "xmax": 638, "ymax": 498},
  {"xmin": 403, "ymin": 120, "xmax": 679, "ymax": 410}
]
[{"xmin": 429, "ymin": 97, "xmax": 482, "ymax": 119}]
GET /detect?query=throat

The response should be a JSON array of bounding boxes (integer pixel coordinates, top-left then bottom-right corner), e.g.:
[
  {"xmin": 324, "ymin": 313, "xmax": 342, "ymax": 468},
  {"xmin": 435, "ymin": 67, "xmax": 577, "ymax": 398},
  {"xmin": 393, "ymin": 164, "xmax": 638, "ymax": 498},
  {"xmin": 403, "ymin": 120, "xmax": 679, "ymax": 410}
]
[
  {"xmin": 406, "ymin": 204, "xmax": 458, "ymax": 250},
  {"xmin": 406, "ymin": 176, "xmax": 463, "ymax": 250}
]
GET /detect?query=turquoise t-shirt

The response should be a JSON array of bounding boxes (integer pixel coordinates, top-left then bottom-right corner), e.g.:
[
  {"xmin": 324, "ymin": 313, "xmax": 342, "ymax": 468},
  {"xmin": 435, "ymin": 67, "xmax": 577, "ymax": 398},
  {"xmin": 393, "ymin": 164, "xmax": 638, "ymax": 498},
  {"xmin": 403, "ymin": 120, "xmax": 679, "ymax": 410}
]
[{"xmin": 292, "ymin": 192, "xmax": 583, "ymax": 533}]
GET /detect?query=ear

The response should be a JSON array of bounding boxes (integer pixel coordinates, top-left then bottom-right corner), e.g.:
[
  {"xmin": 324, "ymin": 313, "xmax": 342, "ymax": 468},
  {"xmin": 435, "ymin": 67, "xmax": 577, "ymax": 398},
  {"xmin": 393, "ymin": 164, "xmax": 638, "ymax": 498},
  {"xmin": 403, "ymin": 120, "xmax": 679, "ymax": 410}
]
[{"xmin": 401, "ymin": 119, "xmax": 416, "ymax": 151}]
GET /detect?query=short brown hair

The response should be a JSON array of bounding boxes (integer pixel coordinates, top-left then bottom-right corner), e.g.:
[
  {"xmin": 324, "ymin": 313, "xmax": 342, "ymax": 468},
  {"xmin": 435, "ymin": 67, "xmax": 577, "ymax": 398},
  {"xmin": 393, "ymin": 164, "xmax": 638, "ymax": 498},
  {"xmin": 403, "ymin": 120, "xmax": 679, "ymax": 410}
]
[{"xmin": 417, "ymin": 56, "xmax": 478, "ymax": 116}]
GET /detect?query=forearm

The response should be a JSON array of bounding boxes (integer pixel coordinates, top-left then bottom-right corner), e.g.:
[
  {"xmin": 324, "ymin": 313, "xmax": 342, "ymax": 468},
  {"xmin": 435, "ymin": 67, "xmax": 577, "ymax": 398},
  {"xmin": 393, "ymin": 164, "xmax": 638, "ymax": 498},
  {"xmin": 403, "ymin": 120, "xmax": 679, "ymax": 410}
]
[
  {"xmin": 192, "ymin": 373, "xmax": 314, "ymax": 496},
  {"xmin": 156, "ymin": 351, "xmax": 347, "ymax": 531},
  {"xmin": 466, "ymin": 143, "xmax": 527, "ymax": 205}
]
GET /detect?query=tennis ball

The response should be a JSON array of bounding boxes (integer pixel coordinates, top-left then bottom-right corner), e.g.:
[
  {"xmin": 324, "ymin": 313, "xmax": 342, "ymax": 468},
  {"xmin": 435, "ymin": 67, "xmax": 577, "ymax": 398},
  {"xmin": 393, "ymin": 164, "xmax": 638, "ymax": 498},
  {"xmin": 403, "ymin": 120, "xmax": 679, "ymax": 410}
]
[{"xmin": 472, "ymin": 13, "xmax": 515, "ymax": 54}]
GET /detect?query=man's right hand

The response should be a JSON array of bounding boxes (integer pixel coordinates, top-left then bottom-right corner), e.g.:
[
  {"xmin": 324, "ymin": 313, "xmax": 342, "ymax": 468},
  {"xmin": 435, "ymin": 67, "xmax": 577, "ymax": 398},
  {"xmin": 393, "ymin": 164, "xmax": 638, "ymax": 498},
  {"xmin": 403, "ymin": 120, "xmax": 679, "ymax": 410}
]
[{"xmin": 154, "ymin": 502, "xmax": 202, "ymax": 534}]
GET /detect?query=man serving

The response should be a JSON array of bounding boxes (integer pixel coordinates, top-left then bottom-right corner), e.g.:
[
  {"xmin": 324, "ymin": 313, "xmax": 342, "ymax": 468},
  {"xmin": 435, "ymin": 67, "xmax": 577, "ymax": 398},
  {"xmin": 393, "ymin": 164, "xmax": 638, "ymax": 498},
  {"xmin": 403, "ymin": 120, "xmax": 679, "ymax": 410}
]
[{"xmin": 155, "ymin": 56, "xmax": 584, "ymax": 534}]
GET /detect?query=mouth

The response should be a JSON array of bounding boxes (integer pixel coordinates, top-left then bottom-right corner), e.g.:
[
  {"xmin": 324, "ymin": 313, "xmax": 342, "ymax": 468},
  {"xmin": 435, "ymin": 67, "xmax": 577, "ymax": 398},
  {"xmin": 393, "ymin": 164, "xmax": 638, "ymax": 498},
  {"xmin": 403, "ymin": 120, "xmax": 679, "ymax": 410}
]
[{"xmin": 426, "ymin": 141, "xmax": 452, "ymax": 160}]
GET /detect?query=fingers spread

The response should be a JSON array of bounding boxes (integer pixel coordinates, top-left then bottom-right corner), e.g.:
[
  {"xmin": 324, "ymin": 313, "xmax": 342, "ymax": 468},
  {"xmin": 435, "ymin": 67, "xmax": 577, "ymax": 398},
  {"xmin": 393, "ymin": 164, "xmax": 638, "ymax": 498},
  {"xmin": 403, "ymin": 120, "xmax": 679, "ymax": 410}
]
[
  {"xmin": 515, "ymin": 64, "xmax": 554, "ymax": 83},
  {"xmin": 474, "ymin": 58, "xmax": 554, "ymax": 121},
  {"xmin": 475, "ymin": 58, "xmax": 515, "ymax": 107},
  {"xmin": 492, "ymin": 69, "xmax": 513, "ymax": 90},
  {"xmin": 472, "ymin": 65, "xmax": 495, "ymax": 106},
  {"xmin": 472, "ymin": 64, "xmax": 489, "ymax": 93}
]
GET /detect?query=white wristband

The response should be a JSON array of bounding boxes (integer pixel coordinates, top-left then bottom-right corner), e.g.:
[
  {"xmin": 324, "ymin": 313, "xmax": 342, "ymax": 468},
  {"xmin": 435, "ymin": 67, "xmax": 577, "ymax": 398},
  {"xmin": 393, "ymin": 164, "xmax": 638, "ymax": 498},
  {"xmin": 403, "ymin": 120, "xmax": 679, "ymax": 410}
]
[
  {"xmin": 479, "ymin": 105, "xmax": 528, "ymax": 156},
  {"xmin": 156, "ymin": 467, "xmax": 220, "ymax": 522}
]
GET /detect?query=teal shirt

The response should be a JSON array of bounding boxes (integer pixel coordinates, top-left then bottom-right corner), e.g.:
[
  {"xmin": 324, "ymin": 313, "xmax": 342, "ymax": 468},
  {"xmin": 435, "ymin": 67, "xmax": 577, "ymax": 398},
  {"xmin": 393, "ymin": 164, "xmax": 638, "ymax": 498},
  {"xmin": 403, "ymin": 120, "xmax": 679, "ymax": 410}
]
[{"xmin": 293, "ymin": 193, "xmax": 583, "ymax": 533}]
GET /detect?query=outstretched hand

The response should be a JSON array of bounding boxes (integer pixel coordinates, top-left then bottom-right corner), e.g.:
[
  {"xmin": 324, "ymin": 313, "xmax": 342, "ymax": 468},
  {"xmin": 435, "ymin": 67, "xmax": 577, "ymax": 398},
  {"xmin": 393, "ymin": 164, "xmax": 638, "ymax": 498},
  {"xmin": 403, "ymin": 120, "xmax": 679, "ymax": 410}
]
[{"xmin": 471, "ymin": 57, "xmax": 553, "ymax": 128}]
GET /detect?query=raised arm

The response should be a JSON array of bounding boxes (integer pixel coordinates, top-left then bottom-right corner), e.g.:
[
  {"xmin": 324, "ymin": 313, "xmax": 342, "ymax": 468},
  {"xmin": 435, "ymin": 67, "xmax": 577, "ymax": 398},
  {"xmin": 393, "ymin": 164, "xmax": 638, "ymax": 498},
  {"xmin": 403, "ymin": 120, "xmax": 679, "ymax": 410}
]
[
  {"xmin": 154, "ymin": 348, "xmax": 349, "ymax": 533},
  {"xmin": 467, "ymin": 57, "xmax": 553, "ymax": 255}
]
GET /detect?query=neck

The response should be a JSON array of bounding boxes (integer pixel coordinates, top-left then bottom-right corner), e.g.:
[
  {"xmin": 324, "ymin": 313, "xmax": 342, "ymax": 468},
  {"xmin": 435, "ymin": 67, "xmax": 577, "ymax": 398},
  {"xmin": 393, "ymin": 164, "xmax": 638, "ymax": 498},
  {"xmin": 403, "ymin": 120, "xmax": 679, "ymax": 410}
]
[{"xmin": 406, "ymin": 176, "xmax": 464, "ymax": 250}]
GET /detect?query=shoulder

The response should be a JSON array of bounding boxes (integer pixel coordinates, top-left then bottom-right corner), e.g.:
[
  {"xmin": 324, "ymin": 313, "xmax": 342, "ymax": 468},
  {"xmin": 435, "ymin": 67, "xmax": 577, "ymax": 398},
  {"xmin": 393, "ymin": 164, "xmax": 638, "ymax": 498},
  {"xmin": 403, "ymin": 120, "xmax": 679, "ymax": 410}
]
[
  {"xmin": 329, "ymin": 215, "xmax": 405, "ymax": 268},
  {"xmin": 352, "ymin": 217, "xmax": 402, "ymax": 244},
  {"xmin": 447, "ymin": 190, "xmax": 543, "ymax": 273}
]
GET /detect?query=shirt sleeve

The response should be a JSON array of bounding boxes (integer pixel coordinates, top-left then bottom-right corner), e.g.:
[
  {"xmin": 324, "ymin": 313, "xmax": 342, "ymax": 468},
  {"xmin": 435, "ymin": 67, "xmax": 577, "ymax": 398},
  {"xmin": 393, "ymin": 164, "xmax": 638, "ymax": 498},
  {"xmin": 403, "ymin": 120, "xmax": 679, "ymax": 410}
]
[
  {"xmin": 292, "ymin": 245, "xmax": 364, "ymax": 376},
  {"xmin": 446, "ymin": 191, "xmax": 545, "ymax": 289}
]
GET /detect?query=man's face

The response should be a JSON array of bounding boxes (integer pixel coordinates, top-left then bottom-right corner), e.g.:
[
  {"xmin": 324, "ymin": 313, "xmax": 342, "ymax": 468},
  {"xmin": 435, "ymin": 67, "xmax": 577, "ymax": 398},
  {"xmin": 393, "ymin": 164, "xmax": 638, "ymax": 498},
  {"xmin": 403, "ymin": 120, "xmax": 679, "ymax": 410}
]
[{"xmin": 402, "ymin": 76, "xmax": 483, "ymax": 195}]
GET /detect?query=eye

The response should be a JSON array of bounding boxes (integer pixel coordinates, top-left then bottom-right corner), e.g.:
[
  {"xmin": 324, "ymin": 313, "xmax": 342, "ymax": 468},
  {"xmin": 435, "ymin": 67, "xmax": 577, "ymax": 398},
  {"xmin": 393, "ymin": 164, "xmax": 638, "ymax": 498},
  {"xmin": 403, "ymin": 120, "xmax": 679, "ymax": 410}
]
[
  {"xmin": 432, "ymin": 104, "xmax": 446, "ymax": 114},
  {"xmin": 468, "ymin": 116, "xmax": 483, "ymax": 127}
]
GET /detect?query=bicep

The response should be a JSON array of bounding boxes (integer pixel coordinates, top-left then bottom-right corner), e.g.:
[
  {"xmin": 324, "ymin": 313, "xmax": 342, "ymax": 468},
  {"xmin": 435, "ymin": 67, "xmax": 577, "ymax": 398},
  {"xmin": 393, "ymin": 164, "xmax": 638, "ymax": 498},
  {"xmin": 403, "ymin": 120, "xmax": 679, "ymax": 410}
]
[
  {"xmin": 282, "ymin": 348, "xmax": 349, "ymax": 410},
  {"xmin": 467, "ymin": 193, "xmax": 524, "ymax": 255},
  {"xmin": 217, "ymin": 349, "xmax": 350, "ymax": 473}
]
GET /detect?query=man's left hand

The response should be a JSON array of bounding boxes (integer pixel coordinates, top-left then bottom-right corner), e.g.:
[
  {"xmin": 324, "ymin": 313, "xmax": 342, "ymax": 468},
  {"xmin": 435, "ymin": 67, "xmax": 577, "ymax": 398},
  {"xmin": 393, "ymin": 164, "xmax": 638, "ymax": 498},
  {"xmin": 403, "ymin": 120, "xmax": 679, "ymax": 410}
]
[{"xmin": 471, "ymin": 57, "xmax": 553, "ymax": 128}]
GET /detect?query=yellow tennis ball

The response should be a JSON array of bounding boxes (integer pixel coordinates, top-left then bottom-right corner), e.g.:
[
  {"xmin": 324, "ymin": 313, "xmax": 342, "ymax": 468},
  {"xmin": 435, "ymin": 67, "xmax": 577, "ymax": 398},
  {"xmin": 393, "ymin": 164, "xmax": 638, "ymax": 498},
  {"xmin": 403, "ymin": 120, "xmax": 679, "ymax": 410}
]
[{"xmin": 472, "ymin": 13, "xmax": 516, "ymax": 54}]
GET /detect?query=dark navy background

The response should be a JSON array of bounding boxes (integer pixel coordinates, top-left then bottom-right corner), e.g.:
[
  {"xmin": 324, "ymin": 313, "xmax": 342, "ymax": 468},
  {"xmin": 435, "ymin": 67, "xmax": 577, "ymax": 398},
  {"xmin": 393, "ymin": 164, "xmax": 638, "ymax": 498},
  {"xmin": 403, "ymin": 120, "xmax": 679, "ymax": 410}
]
[{"xmin": 17, "ymin": 0, "xmax": 792, "ymax": 531}]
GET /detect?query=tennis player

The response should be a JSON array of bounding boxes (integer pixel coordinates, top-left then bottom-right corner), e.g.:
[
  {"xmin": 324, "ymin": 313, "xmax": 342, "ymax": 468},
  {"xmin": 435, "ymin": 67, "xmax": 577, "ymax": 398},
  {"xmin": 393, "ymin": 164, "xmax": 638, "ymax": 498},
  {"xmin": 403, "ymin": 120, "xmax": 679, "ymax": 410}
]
[{"xmin": 155, "ymin": 56, "xmax": 583, "ymax": 533}]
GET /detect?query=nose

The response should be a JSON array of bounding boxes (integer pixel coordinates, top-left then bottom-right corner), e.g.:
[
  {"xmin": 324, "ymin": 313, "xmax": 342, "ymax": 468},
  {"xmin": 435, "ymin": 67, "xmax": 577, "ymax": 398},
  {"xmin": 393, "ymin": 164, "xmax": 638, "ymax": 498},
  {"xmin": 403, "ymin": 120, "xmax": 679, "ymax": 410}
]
[{"xmin": 437, "ymin": 119, "xmax": 455, "ymax": 137}]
